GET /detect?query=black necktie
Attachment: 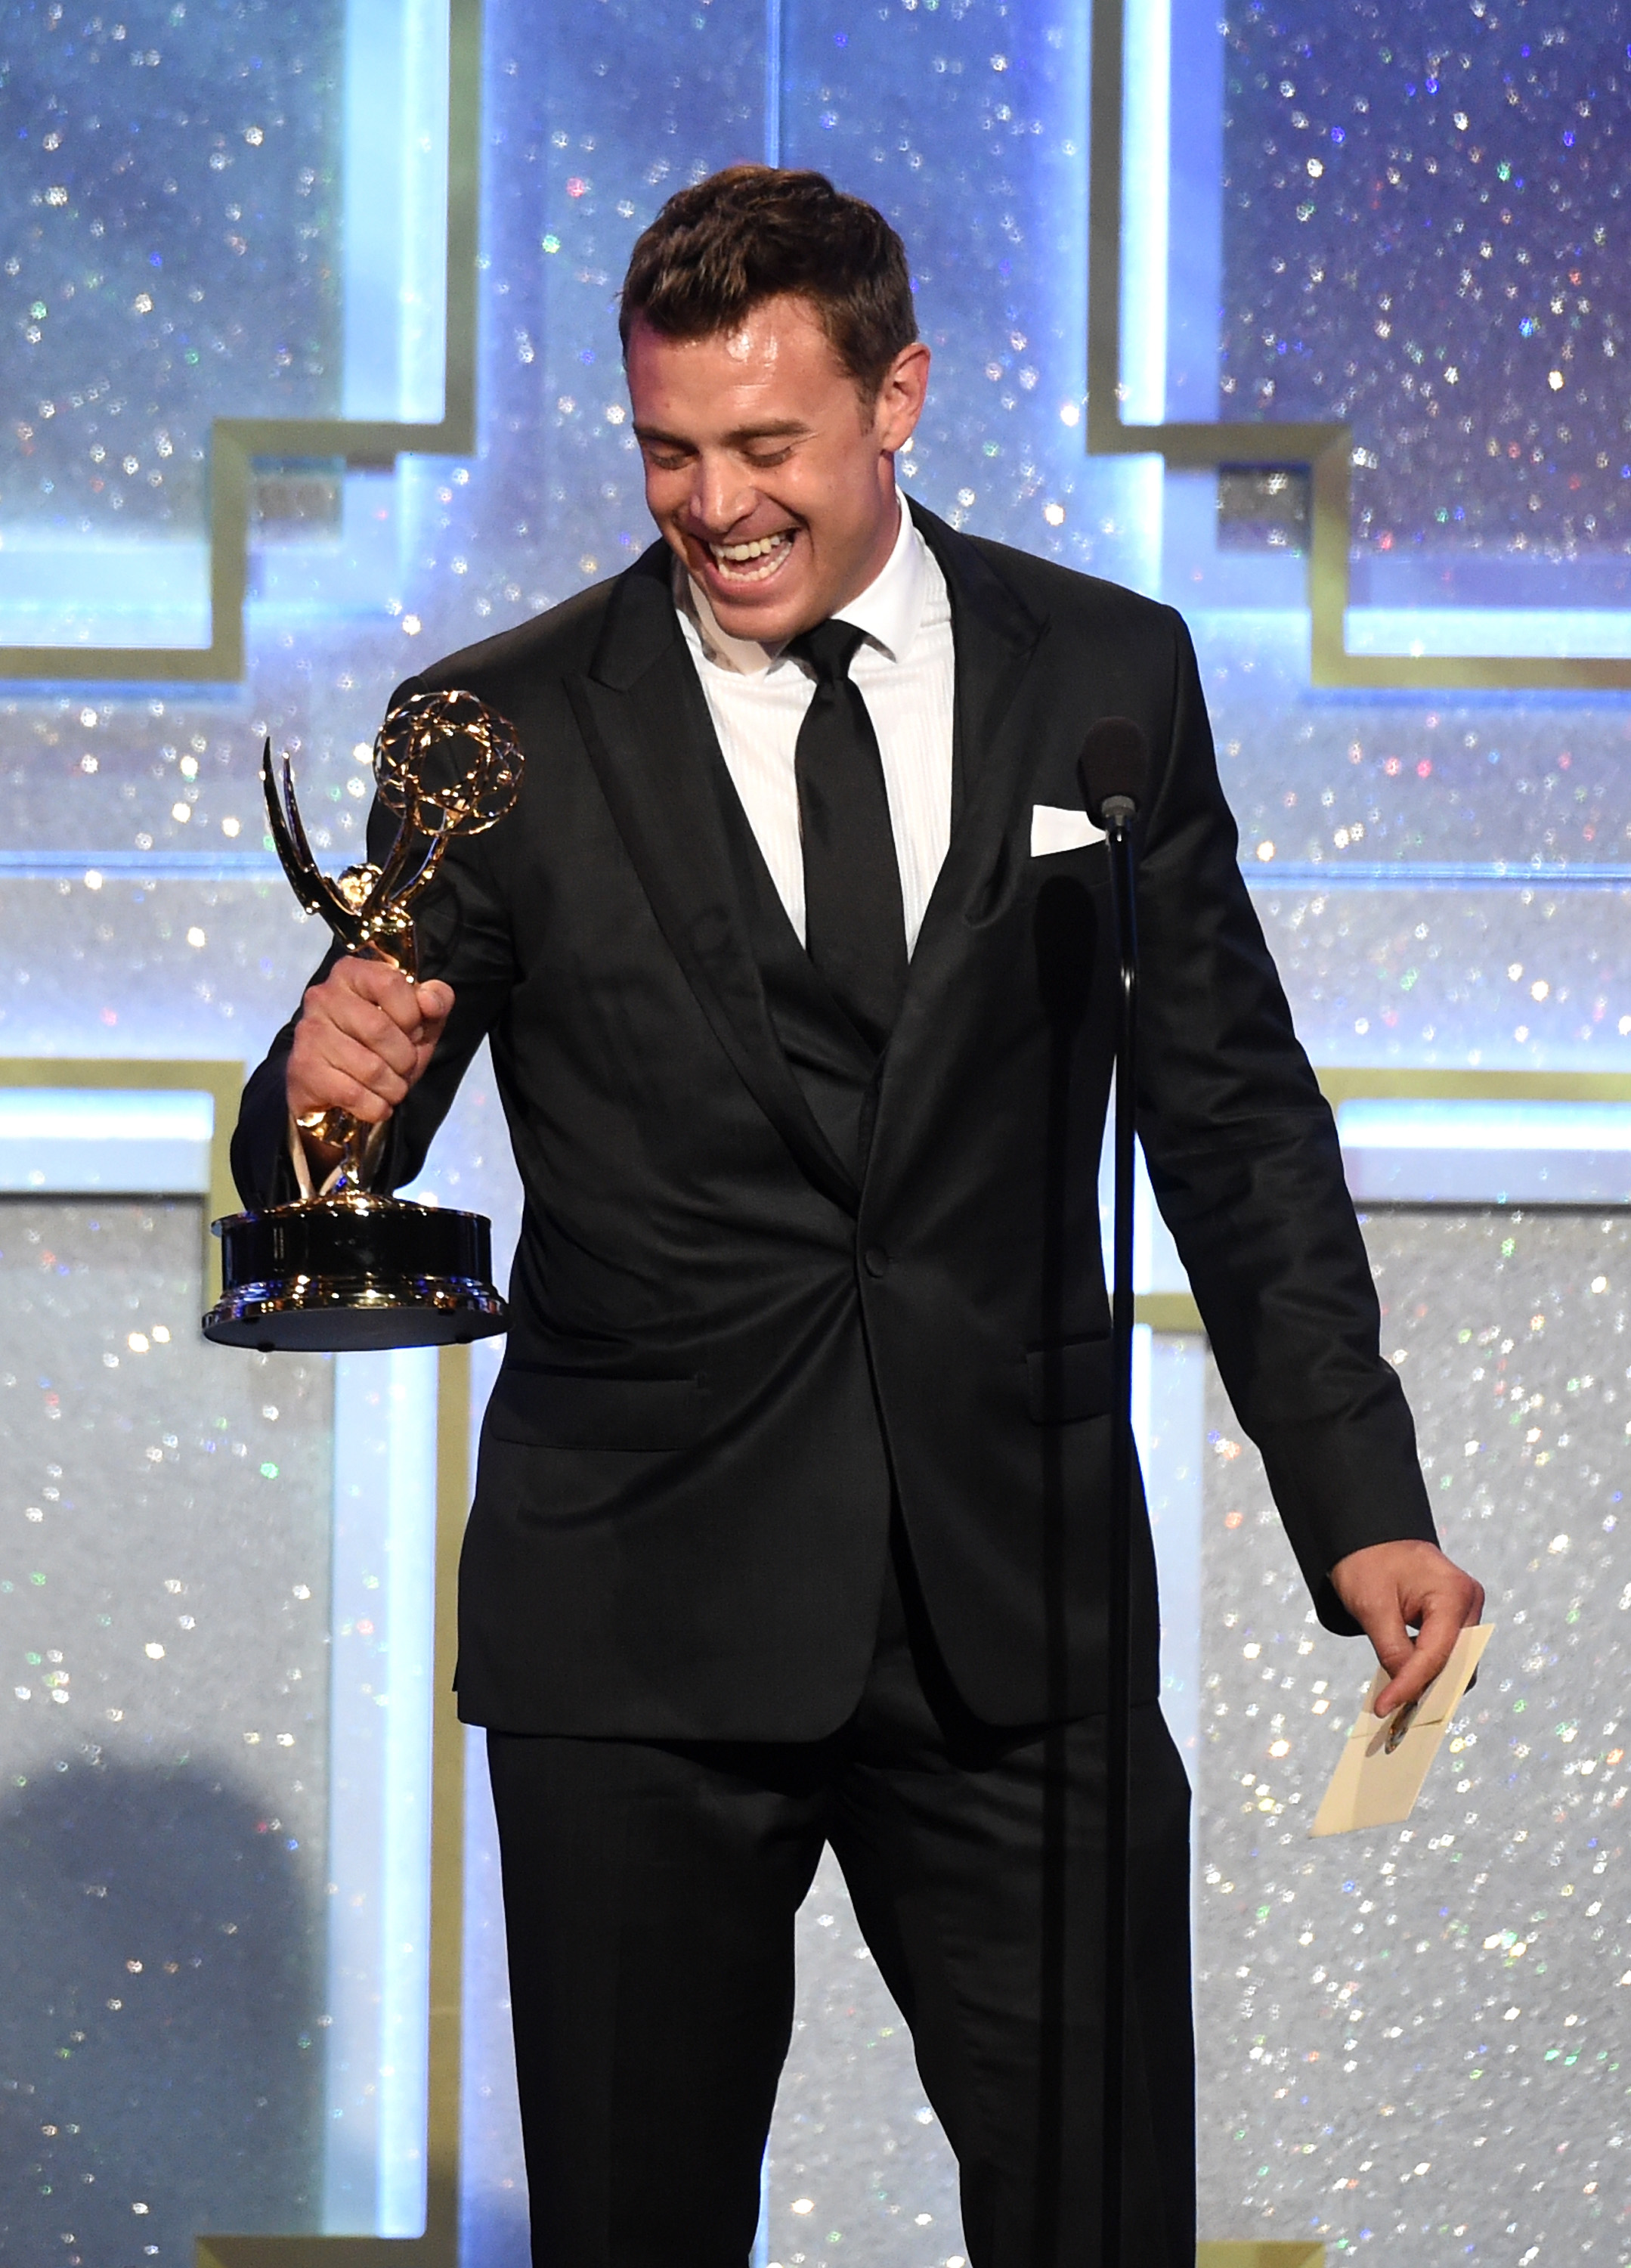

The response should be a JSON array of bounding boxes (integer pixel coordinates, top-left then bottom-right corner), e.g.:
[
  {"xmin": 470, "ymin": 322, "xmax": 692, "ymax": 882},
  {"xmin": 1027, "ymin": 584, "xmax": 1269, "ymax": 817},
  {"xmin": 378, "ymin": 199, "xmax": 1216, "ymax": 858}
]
[{"xmin": 786, "ymin": 618, "xmax": 908, "ymax": 1053}]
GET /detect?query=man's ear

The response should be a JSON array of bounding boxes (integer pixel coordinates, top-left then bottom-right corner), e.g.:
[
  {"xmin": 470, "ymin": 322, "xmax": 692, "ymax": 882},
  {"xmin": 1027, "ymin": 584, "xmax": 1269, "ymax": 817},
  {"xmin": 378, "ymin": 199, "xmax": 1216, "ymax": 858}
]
[{"xmin": 873, "ymin": 340, "xmax": 931, "ymax": 454}]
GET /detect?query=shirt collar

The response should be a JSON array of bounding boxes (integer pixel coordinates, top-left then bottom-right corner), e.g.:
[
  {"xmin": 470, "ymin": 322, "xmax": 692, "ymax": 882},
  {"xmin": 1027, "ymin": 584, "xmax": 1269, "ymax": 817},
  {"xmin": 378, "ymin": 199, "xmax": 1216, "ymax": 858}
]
[{"xmin": 676, "ymin": 489, "xmax": 926, "ymax": 679}]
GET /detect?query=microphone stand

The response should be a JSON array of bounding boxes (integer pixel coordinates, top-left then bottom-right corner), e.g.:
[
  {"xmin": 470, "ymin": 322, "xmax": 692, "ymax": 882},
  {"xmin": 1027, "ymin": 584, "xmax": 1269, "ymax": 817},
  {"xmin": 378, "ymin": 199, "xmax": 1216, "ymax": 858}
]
[{"xmin": 1100, "ymin": 787, "xmax": 1139, "ymax": 2268}]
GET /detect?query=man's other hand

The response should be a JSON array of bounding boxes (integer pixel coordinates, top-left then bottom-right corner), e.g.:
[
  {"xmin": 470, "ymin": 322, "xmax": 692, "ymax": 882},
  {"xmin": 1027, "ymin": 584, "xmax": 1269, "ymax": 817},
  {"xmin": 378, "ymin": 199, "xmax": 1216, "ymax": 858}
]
[
  {"xmin": 1329, "ymin": 1538, "xmax": 1486, "ymax": 1720},
  {"xmin": 286, "ymin": 958, "xmax": 455, "ymax": 1127}
]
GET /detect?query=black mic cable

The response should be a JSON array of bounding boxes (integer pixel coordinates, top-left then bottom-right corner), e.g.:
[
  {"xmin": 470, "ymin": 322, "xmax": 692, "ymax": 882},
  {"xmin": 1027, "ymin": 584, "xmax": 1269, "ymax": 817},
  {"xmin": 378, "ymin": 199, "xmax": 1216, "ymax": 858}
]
[{"xmin": 1078, "ymin": 715, "xmax": 1150, "ymax": 2268}]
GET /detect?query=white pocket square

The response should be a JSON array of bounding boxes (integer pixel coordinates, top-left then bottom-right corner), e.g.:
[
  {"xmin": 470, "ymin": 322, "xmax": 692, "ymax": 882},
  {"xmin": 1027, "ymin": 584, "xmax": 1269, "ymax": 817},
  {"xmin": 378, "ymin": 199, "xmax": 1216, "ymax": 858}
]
[{"xmin": 1029, "ymin": 804, "xmax": 1106, "ymax": 857}]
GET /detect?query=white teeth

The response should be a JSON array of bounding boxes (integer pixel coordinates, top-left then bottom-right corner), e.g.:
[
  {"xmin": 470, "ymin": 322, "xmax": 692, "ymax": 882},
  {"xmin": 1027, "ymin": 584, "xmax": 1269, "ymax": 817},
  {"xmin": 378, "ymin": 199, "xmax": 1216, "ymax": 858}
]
[
  {"xmin": 713, "ymin": 533, "xmax": 787, "ymax": 561},
  {"xmin": 707, "ymin": 531, "xmax": 794, "ymax": 579}
]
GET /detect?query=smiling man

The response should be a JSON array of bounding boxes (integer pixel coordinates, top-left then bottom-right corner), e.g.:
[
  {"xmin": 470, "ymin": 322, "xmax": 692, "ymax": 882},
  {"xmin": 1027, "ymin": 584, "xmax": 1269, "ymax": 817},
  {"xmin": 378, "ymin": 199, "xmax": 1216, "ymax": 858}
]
[
  {"xmin": 233, "ymin": 167, "xmax": 1481, "ymax": 2266},
  {"xmin": 627, "ymin": 284, "xmax": 925, "ymax": 643}
]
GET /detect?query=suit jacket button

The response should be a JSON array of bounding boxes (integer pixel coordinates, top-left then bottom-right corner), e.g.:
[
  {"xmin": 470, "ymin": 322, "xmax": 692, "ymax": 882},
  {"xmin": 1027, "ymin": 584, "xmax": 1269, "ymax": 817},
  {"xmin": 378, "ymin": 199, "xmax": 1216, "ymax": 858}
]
[{"xmin": 863, "ymin": 1245, "xmax": 890, "ymax": 1279}]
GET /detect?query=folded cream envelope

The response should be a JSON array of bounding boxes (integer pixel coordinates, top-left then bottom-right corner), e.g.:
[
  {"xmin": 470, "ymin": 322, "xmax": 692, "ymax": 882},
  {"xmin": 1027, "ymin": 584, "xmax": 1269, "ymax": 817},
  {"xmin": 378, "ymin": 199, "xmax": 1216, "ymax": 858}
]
[
  {"xmin": 1311, "ymin": 1623, "xmax": 1493, "ymax": 1836},
  {"xmin": 1030, "ymin": 804, "xmax": 1106, "ymax": 857}
]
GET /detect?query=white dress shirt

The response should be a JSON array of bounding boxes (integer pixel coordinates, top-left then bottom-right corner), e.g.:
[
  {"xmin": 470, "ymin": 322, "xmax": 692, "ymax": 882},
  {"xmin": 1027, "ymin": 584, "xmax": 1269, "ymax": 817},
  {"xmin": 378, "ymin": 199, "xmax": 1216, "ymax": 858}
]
[{"xmin": 674, "ymin": 494, "xmax": 955, "ymax": 956}]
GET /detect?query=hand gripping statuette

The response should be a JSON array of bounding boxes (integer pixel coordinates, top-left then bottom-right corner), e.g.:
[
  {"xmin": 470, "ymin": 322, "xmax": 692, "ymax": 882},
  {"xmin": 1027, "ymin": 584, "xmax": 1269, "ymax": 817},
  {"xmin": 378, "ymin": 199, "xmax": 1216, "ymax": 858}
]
[{"xmin": 203, "ymin": 688, "xmax": 525, "ymax": 1351}]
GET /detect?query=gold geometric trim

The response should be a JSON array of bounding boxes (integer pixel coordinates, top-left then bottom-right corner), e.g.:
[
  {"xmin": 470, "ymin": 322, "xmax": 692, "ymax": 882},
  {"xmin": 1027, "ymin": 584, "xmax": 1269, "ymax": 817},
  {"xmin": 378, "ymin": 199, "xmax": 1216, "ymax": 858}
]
[
  {"xmin": 1196, "ymin": 2246, "xmax": 1326, "ymax": 2267},
  {"xmin": 0, "ymin": 0, "xmax": 482, "ymax": 684},
  {"xmin": 196, "ymin": 1342, "xmax": 470, "ymax": 2268},
  {"xmin": 1317, "ymin": 1065, "xmax": 1631, "ymax": 1107},
  {"xmin": 0, "ymin": 1055, "xmax": 243, "ymax": 1301},
  {"xmin": 1087, "ymin": 0, "xmax": 1631, "ymax": 691},
  {"xmin": 1134, "ymin": 1063, "xmax": 1631, "ymax": 1344}
]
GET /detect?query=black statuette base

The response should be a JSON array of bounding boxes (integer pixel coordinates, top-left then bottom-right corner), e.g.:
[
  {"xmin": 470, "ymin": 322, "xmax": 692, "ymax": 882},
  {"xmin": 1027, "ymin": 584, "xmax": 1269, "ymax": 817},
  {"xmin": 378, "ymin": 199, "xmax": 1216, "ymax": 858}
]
[{"xmin": 202, "ymin": 1194, "xmax": 509, "ymax": 1352}]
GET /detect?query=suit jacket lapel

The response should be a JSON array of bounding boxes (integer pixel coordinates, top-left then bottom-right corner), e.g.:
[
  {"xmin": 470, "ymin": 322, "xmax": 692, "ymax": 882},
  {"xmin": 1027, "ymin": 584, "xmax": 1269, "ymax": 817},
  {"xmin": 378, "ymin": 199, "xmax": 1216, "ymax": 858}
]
[
  {"xmin": 887, "ymin": 501, "xmax": 1049, "ymax": 1056},
  {"xmin": 565, "ymin": 544, "xmax": 861, "ymax": 1216}
]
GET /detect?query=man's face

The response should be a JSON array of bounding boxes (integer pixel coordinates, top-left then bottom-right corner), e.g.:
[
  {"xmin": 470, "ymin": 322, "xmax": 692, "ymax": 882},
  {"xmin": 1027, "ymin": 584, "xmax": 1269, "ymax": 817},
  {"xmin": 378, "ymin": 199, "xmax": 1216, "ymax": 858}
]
[{"xmin": 627, "ymin": 293, "xmax": 930, "ymax": 643}]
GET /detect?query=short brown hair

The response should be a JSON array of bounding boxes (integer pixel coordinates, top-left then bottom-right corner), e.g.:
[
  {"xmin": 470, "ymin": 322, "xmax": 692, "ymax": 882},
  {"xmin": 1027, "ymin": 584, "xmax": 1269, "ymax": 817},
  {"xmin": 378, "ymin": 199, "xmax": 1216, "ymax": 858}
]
[{"xmin": 619, "ymin": 166, "xmax": 918, "ymax": 401}]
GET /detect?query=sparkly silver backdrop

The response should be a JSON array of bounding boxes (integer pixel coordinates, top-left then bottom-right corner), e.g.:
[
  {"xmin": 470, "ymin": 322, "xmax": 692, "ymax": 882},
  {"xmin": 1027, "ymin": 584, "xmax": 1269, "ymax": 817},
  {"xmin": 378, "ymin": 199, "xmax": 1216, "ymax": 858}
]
[
  {"xmin": 0, "ymin": 1201, "xmax": 333, "ymax": 2257},
  {"xmin": 1197, "ymin": 1209, "xmax": 1630, "ymax": 2264},
  {"xmin": 766, "ymin": 1849, "xmax": 963, "ymax": 2268}
]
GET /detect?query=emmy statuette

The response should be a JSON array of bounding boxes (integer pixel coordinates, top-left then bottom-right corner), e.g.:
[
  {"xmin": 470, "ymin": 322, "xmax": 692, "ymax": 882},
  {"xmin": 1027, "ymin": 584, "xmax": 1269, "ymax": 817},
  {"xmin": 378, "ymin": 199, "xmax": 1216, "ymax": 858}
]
[{"xmin": 203, "ymin": 688, "xmax": 524, "ymax": 1352}]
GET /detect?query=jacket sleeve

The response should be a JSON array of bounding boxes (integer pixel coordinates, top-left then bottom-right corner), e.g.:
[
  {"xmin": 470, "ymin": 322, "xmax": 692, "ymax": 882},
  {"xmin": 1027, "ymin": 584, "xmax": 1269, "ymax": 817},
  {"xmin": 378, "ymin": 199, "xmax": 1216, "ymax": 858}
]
[
  {"xmin": 230, "ymin": 722, "xmax": 520, "ymax": 1208},
  {"xmin": 1132, "ymin": 612, "xmax": 1438, "ymax": 1633}
]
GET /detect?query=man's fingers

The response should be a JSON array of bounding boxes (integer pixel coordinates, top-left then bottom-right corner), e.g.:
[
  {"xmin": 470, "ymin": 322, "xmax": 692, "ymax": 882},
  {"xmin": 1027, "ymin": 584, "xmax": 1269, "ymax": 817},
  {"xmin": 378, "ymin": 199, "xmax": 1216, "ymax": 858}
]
[
  {"xmin": 330, "ymin": 956, "xmax": 432, "ymax": 1035},
  {"xmin": 288, "ymin": 1032, "xmax": 412, "ymax": 1122},
  {"xmin": 307, "ymin": 1079, "xmax": 393, "ymax": 1126},
  {"xmin": 1358, "ymin": 1593, "xmax": 1416, "ymax": 1718},
  {"xmin": 305, "ymin": 981, "xmax": 422, "ymax": 1073},
  {"xmin": 1372, "ymin": 1588, "xmax": 1462, "ymax": 1718},
  {"xmin": 289, "ymin": 1014, "xmax": 416, "ymax": 1118},
  {"xmin": 416, "ymin": 978, "xmax": 455, "ymax": 1030},
  {"xmin": 318, "ymin": 1027, "xmax": 415, "ymax": 1105},
  {"xmin": 1330, "ymin": 1539, "xmax": 1486, "ymax": 1721},
  {"xmin": 287, "ymin": 1064, "xmax": 395, "ymax": 1125},
  {"xmin": 324, "ymin": 965, "xmax": 454, "ymax": 1049},
  {"xmin": 286, "ymin": 961, "xmax": 454, "ymax": 1125},
  {"xmin": 325, "ymin": 1000, "xmax": 420, "ymax": 1075}
]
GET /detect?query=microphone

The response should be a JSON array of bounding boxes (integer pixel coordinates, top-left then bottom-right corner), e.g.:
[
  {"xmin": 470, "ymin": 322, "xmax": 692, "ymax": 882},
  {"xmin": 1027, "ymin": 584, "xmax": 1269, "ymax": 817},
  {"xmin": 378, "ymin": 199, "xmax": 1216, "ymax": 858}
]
[{"xmin": 1077, "ymin": 716, "xmax": 1150, "ymax": 831}]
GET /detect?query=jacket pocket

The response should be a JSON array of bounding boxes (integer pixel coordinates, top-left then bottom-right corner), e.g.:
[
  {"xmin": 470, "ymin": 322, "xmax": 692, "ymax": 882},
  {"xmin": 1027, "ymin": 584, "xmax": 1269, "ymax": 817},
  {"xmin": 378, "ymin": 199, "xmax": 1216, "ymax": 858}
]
[
  {"xmin": 1025, "ymin": 1334, "xmax": 1113, "ymax": 1424},
  {"xmin": 484, "ymin": 1365, "xmax": 707, "ymax": 1451}
]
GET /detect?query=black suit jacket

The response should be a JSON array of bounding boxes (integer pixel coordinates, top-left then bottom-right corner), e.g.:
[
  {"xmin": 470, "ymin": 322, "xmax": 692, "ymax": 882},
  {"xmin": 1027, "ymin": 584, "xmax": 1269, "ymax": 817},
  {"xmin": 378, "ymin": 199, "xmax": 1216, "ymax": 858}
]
[{"xmin": 234, "ymin": 501, "xmax": 1437, "ymax": 1740}]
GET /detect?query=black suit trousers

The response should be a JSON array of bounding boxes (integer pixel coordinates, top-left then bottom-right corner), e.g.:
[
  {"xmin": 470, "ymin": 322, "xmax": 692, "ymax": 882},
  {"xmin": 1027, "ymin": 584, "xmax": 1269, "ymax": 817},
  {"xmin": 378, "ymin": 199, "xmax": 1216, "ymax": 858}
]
[{"xmin": 487, "ymin": 1541, "xmax": 1196, "ymax": 2268}]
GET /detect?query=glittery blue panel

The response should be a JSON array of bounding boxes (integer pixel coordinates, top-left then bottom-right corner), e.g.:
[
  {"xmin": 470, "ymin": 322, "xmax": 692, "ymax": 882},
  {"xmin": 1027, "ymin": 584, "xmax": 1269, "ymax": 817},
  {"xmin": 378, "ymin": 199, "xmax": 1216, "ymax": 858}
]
[
  {"xmin": 494, "ymin": 0, "xmax": 768, "ymax": 599},
  {"xmin": 2, "ymin": 0, "xmax": 345, "ymax": 539},
  {"xmin": 1196, "ymin": 615, "xmax": 1631, "ymax": 879},
  {"xmin": 1217, "ymin": 0, "xmax": 1631, "ymax": 584},
  {"xmin": 781, "ymin": 0, "xmax": 1093, "ymax": 555},
  {"xmin": 1252, "ymin": 877, "xmax": 1631, "ymax": 1068}
]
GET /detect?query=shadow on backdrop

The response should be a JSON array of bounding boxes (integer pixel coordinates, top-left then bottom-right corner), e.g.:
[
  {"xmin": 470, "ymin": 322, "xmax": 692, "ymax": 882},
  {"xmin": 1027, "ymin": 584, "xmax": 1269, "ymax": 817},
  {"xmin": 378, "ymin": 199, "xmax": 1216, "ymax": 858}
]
[{"xmin": 0, "ymin": 1755, "xmax": 323, "ymax": 2266}]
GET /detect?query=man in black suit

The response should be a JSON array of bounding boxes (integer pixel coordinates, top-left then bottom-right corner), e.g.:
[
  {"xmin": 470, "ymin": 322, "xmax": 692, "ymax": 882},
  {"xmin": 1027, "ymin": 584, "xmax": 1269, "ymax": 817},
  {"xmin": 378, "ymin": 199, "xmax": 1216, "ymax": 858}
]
[{"xmin": 234, "ymin": 169, "xmax": 1482, "ymax": 2266}]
